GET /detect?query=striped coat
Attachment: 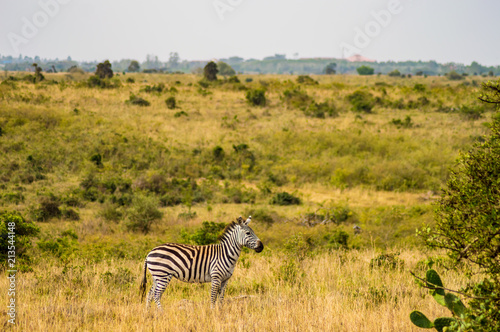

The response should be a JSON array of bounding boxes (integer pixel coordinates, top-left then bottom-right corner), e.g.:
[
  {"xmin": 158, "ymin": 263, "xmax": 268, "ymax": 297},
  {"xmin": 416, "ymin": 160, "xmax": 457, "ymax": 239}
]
[{"xmin": 140, "ymin": 216, "xmax": 263, "ymax": 308}]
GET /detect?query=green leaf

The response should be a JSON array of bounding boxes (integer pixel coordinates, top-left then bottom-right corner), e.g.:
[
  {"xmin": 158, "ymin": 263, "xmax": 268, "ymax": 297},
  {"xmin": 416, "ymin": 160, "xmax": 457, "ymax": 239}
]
[
  {"xmin": 444, "ymin": 293, "xmax": 466, "ymax": 317},
  {"xmin": 410, "ymin": 311, "xmax": 434, "ymax": 328},
  {"xmin": 433, "ymin": 317, "xmax": 455, "ymax": 332},
  {"xmin": 426, "ymin": 269, "xmax": 446, "ymax": 305}
]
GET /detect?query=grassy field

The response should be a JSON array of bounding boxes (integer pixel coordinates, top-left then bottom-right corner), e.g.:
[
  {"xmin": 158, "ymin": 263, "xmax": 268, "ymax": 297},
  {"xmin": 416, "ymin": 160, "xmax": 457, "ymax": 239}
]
[{"xmin": 0, "ymin": 71, "xmax": 495, "ymax": 330}]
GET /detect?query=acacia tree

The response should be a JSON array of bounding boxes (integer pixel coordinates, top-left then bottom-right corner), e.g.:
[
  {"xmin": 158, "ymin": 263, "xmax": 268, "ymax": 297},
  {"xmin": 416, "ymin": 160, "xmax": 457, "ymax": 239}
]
[{"xmin": 420, "ymin": 80, "xmax": 500, "ymax": 330}]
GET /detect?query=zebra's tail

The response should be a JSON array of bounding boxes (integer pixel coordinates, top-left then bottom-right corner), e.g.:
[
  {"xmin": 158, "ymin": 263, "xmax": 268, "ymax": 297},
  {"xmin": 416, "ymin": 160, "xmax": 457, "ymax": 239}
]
[{"xmin": 140, "ymin": 258, "xmax": 148, "ymax": 302}]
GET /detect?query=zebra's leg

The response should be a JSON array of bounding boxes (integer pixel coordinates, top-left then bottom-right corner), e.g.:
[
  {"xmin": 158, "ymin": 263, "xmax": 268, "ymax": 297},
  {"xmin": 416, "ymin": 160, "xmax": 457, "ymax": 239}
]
[
  {"xmin": 145, "ymin": 279, "xmax": 156, "ymax": 309},
  {"xmin": 218, "ymin": 280, "xmax": 229, "ymax": 303},
  {"xmin": 152, "ymin": 275, "xmax": 173, "ymax": 310},
  {"xmin": 210, "ymin": 278, "xmax": 222, "ymax": 307}
]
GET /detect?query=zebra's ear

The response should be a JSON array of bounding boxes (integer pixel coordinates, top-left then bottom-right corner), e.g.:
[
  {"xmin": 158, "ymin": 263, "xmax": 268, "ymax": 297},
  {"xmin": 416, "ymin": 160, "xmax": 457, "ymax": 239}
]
[
  {"xmin": 243, "ymin": 216, "xmax": 252, "ymax": 225},
  {"xmin": 236, "ymin": 216, "xmax": 244, "ymax": 225}
]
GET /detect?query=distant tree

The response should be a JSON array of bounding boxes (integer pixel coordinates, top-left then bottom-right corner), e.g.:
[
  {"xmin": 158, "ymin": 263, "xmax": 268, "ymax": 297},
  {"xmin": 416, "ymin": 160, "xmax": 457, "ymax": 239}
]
[
  {"xmin": 445, "ymin": 70, "xmax": 463, "ymax": 81},
  {"xmin": 217, "ymin": 61, "xmax": 236, "ymax": 76},
  {"xmin": 203, "ymin": 61, "xmax": 218, "ymax": 81},
  {"xmin": 388, "ymin": 69, "xmax": 401, "ymax": 77},
  {"xmin": 168, "ymin": 52, "xmax": 180, "ymax": 69},
  {"xmin": 324, "ymin": 63, "xmax": 336, "ymax": 75},
  {"xmin": 356, "ymin": 65, "xmax": 374, "ymax": 76},
  {"xmin": 128, "ymin": 60, "xmax": 140, "ymax": 72},
  {"xmin": 32, "ymin": 63, "xmax": 45, "ymax": 83},
  {"xmin": 95, "ymin": 60, "xmax": 113, "ymax": 79}
]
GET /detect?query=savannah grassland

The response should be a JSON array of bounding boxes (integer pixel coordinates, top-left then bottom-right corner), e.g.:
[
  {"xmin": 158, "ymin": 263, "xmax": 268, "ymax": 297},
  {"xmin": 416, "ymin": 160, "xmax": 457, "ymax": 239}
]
[{"xmin": 0, "ymin": 71, "xmax": 496, "ymax": 331}]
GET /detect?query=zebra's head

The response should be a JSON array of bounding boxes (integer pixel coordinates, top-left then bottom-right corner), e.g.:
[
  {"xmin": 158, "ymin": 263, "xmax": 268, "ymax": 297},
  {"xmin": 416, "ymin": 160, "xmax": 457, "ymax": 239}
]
[{"xmin": 236, "ymin": 216, "xmax": 264, "ymax": 253}]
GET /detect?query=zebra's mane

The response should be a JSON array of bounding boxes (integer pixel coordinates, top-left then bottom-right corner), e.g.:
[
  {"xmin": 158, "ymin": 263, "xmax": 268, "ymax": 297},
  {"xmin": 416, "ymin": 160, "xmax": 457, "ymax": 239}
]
[{"xmin": 218, "ymin": 221, "xmax": 240, "ymax": 242}]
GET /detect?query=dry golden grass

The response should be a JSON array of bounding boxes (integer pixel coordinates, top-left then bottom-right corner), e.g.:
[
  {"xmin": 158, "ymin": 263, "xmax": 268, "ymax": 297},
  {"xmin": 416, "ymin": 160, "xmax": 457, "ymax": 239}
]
[{"xmin": 1, "ymin": 249, "xmax": 464, "ymax": 331}]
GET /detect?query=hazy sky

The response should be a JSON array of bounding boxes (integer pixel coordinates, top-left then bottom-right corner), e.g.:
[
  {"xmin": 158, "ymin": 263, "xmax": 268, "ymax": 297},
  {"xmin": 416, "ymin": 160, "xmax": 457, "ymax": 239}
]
[{"xmin": 1, "ymin": 0, "xmax": 499, "ymax": 65}]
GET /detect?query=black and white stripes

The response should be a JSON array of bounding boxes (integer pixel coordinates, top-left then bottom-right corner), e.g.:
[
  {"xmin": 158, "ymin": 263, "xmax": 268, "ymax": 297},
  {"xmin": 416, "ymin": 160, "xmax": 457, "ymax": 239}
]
[{"xmin": 140, "ymin": 216, "xmax": 264, "ymax": 308}]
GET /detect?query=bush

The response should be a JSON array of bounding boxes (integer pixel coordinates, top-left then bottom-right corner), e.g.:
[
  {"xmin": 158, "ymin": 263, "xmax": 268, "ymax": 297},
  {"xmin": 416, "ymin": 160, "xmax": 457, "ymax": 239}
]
[
  {"xmin": 356, "ymin": 65, "xmax": 374, "ymax": 76},
  {"xmin": 37, "ymin": 229, "xmax": 78, "ymax": 261},
  {"xmin": 420, "ymin": 115, "xmax": 500, "ymax": 330},
  {"xmin": 126, "ymin": 194, "xmax": 163, "ymax": 234},
  {"xmin": 31, "ymin": 194, "xmax": 61, "ymax": 221},
  {"xmin": 180, "ymin": 221, "xmax": 227, "ymax": 245},
  {"xmin": 245, "ymin": 88, "xmax": 266, "ymax": 107},
  {"xmin": 0, "ymin": 211, "xmax": 39, "ymax": 270},
  {"xmin": 296, "ymin": 75, "xmax": 318, "ymax": 85},
  {"xmin": 325, "ymin": 230, "xmax": 349, "ymax": 249},
  {"xmin": 143, "ymin": 83, "xmax": 165, "ymax": 93},
  {"xmin": 270, "ymin": 192, "xmax": 301, "ymax": 205},
  {"xmin": 126, "ymin": 94, "xmax": 150, "ymax": 106},
  {"xmin": 281, "ymin": 88, "xmax": 312, "ymax": 109},
  {"xmin": 391, "ymin": 115, "xmax": 413, "ymax": 128},
  {"xmin": 387, "ymin": 69, "xmax": 401, "ymax": 77},
  {"xmin": 243, "ymin": 208, "xmax": 277, "ymax": 227},
  {"xmin": 445, "ymin": 70, "xmax": 464, "ymax": 80},
  {"xmin": 346, "ymin": 90, "xmax": 375, "ymax": 113},
  {"xmin": 174, "ymin": 111, "xmax": 188, "ymax": 117},
  {"xmin": 304, "ymin": 101, "xmax": 338, "ymax": 118},
  {"xmin": 165, "ymin": 96, "xmax": 176, "ymax": 109}
]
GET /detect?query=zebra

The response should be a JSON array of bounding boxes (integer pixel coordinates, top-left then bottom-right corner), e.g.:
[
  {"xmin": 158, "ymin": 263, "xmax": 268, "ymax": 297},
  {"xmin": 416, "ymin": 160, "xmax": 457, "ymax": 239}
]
[{"xmin": 140, "ymin": 216, "xmax": 264, "ymax": 308}]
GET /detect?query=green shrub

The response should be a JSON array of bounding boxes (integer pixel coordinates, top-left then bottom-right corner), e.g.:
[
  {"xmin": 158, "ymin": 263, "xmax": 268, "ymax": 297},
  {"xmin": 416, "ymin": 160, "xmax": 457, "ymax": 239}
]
[
  {"xmin": 126, "ymin": 94, "xmax": 150, "ymax": 106},
  {"xmin": 37, "ymin": 229, "xmax": 78, "ymax": 261},
  {"xmin": 356, "ymin": 65, "xmax": 374, "ymax": 76},
  {"xmin": 245, "ymin": 88, "xmax": 266, "ymax": 107},
  {"xmin": 0, "ymin": 211, "xmax": 39, "ymax": 271},
  {"xmin": 325, "ymin": 230, "xmax": 349, "ymax": 249},
  {"xmin": 391, "ymin": 115, "xmax": 413, "ymax": 128},
  {"xmin": 346, "ymin": 90, "xmax": 375, "ymax": 113},
  {"xmin": 304, "ymin": 101, "xmax": 338, "ymax": 118},
  {"xmin": 126, "ymin": 77, "xmax": 135, "ymax": 83},
  {"xmin": 174, "ymin": 111, "xmax": 188, "ymax": 117},
  {"xmin": 270, "ymin": 192, "xmax": 301, "ymax": 205},
  {"xmin": 445, "ymin": 70, "xmax": 463, "ymax": 80},
  {"xmin": 143, "ymin": 83, "xmax": 165, "ymax": 93},
  {"xmin": 419, "ymin": 115, "xmax": 500, "ymax": 330},
  {"xmin": 212, "ymin": 146, "xmax": 225, "ymax": 162},
  {"xmin": 31, "ymin": 194, "xmax": 61, "ymax": 221},
  {"xmin": 388, "ymin": 69, "xmax": 401, "ymax": 77},
  {"xmin": 125, "ymin": 194, "xmax": 163, "ymax": 234},
  {"xmin": 296, "ymin": 75, "xmax": 318, "ymax": 85},
  {"xmin": 413, "ymin": 83, "xmax": 426, "ymax": 92},
  {"xmin": 227, "ymin": 76, "xmax": 240, "ymax": 83},
  {"xmin": 281, "ymin": 88, "xmax": 312, "ymax": 109},
  {"xmin": 457, "ymin": 104, "xmax": 485, "ymax": 120},
  {"xmin": 243, "ymin": 208, "xmax": 277, "ymax": 227},
  {"xmin": 60, "ymin": 206, "xmax": 80, "ymax": 221},
  {"xmin": 180, "ymin": 221, "xmax": 227, "ymax": 245},
  {"xmin": 165, "ymin": 96, "xmax": 176, "ymax": 109},
  {"xmin": 99, "ymin": 202, "xmax": 123, "ymax": 222}
]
